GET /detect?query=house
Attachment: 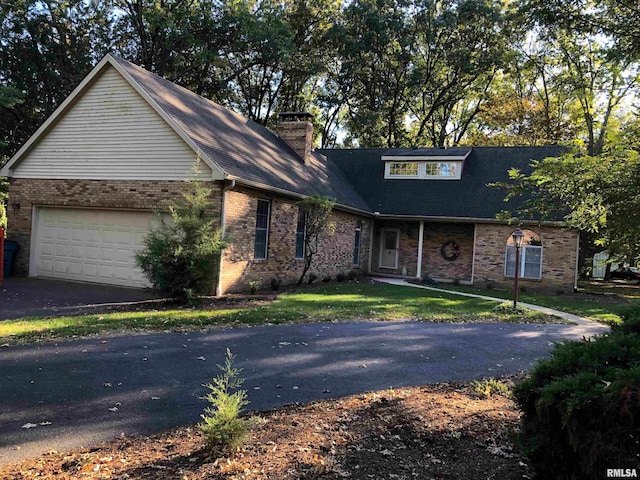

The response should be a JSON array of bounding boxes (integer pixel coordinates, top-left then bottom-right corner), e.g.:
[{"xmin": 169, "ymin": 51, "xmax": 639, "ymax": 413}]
[{"xmin": 0, "ymin": 55, "xmax": 578, "ymax": 294}]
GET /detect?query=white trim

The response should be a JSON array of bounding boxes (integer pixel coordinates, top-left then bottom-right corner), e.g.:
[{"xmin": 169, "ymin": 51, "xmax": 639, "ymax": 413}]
[
  {"xmin": 470, "ymin": 223, "xmax": 477, "ymax": 285},
  {"xmin": 383, "ymin": 160, "xmax": 462, "ymax": 180},
  {"xmin": 254, "ymin": 198, "xmax": 271, "ymax": 260},
  {"xmin": 416, "ymin": 221, "xmax": 424, "ymax": 278},
  {"xmin": 504, "ymin": 244, "xmax": 543, "ymax": 280},
  {"xmin": 381, "ymin": 152, "xmax": 471, "ymax": 161},
  {"xmin": 353, "ymin": 219, "xmax": 364, "ymax": 266},
  {"xmin": 0, "ymin": 55, "xmax": 226, "ymax": 181},
  {"xmin": 384, "ymin": 161, "xmax": 419, "ymax": 179},
  {"xmin": 378, "ymin": 228, "xmax": 400, "ymax": 269},
  {"xmin": 29, "ymin": 206, "xmax": 40, "ymax": 277}
]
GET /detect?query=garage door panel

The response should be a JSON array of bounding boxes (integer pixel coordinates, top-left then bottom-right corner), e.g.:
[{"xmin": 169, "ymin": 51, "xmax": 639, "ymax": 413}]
[{"xmin": 35, "ymin": 208, "xmax": 153, "ymax": 288}]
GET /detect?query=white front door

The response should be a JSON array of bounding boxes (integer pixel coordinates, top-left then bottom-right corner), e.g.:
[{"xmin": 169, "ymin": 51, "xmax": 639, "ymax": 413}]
[
  {"xmin": 379, "ymin": 229, "xmax": 399, "ymax": 269},
  {"xmin": 32, "ymin": 207, "xmax": 155, "ymax": 288}
]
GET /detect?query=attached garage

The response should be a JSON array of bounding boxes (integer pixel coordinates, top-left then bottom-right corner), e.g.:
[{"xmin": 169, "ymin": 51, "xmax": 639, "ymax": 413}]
[{"xmin": 32, "ymin": 208, "xmax": 155, "ymax": 288}]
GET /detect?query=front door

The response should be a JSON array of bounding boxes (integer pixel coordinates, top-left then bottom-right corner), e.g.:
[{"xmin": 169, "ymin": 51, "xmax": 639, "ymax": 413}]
[{"xmin": 379, "ymin": 229, "xmax": 399, "ymax": 269}]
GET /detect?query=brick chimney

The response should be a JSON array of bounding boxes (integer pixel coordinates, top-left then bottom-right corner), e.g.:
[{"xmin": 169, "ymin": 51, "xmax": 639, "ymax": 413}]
[{"xmin": 276, "ymin": 112, "xmax": 314, "ymax": 164}]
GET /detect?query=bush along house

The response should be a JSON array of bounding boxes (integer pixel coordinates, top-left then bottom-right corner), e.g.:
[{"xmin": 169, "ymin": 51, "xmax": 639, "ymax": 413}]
[{"xmin": 0, "ymin": 54, "xmax": 578, "ymax": 294}]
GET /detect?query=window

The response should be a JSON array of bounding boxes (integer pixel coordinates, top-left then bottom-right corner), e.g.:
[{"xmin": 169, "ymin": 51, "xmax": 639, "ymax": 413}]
[
  {"xmin": 425, "ymin": 162, "xmax": 457, "ymax": 177},
  {"xmin": 295, "ymin": 207, "xmax": 305, "ymax": 259},
  {"xmin": 353, "ymin": 220, "xmax": 362, "ymax": 266},
  {"xmin": 383, "ymin": 160, "xmax": 463, "ymax": 179},
  {"xmin": 388, "ymin": 162, "xmax": 419, "ymax": 177},
  {"xmin": 504, "ymin": 230, "xmax": 543, "ymax": 280},
  {"xmin": 254, "ymin": 199, "xmax": 270, "ymax": 260}
]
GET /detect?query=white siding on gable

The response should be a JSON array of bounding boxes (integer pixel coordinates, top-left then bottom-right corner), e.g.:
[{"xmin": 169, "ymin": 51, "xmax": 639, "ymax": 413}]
[{"xmin": 12, "ymin": 67, "xmax": 212, "ymax": 180}]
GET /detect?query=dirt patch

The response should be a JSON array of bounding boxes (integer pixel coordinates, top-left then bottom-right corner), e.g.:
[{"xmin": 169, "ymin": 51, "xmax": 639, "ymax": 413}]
[{"xmin": 0, "ymin": 376, "xmax": 532, "ymax": 479}]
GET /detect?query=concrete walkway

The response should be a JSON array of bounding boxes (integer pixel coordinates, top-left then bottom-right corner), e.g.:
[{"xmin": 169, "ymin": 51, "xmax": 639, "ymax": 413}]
[{"xmin": 372, "ymin": 277, "xmax": 609, "ymax": 337}]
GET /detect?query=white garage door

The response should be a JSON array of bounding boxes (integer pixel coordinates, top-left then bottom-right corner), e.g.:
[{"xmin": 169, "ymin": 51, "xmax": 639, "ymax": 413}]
[{"xmin": 33, "ymin": 207, "xmax": 156, "ymax": 288}]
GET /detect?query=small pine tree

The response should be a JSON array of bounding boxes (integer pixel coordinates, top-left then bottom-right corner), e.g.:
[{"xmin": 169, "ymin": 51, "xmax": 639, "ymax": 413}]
[
  {"xmin": 135, "ymin": 178, "xmax": 226, "ymax": 304},
  {"xmin": 200, "ymin": 349, "xmax": 250, "ymax": 449}
]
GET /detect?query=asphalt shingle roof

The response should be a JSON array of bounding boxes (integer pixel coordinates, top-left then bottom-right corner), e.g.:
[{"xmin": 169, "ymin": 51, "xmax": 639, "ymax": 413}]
[
  {"xmin": 113, "ymin": 57, "xmax": 370, "ymax": 212},
  {"xmin": 114, "ymin": 57, "xmax": 563, "ymax": 221},
  {"xmin": 318, "ymin": 146, "xmax": 565, "ymax": 220}
]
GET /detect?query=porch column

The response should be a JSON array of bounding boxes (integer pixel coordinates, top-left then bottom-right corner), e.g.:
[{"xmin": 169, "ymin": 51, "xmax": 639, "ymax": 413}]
[{"xmin": 416, "ymin": 220, "xmax": 424, "ymax": 278}]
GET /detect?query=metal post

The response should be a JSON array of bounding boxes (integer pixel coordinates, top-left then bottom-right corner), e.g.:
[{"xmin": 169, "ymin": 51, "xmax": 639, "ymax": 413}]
[
  {"xmin": 0, "ymin": 227, "xmax": 4, "ymax": 287},
  {"xmin": 513, "ymin": 244, "xmax": 520, "ymax": 308}
]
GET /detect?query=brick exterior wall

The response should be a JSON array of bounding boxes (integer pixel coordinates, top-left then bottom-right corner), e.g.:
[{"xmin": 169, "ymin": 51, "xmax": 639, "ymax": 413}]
[
  {"xmin": 473, "ymin": 223, "xmax": 578, "ymax": 292},
  {"xmin": 6, "ymin": 178, "xmax": 222, "ymax": 277},
  {"xmin": 371, "ymin": 221, "xmax": 473, "ymax": 281},
  {"xmin": 220, "ymin": 187, "xmax": 371, "ymax": 293},
  {"xmin": 421, "ymin": 223, "xmax": 474, "ymax": 281}
]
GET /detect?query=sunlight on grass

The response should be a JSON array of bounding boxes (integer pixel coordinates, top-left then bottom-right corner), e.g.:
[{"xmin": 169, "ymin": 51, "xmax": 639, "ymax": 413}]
[{"xmin": 0, "ymin": 283, "xmax": 565, "ymax": 344}]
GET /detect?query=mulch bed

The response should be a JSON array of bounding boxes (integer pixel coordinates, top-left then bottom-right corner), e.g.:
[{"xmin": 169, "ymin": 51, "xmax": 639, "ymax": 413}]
[{"xmin": 0, "ymin": 376, "xmax": 532, "ymax": 480}]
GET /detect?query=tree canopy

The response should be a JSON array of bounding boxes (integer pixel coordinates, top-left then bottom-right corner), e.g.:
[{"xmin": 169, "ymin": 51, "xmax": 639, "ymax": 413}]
[{"xmin": 0, "ymin": 0, "xmax": 638, "ymax": 157}]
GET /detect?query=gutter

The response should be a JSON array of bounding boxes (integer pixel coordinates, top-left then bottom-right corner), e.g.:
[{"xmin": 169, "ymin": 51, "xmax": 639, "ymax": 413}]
[
  {"xmin": 373, "ymin": 213, "xmax": 569, "ymax": 227},
  {"xmin": 217, "ymin": 179, "xmax": 236, "ymax": 296},
  {"xmin": 226, "ymin": 176, "xmax": 373, "ymax": 217}
]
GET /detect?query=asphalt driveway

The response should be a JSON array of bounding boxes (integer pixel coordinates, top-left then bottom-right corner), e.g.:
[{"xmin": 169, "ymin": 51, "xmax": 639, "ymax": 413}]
[
  {"xmin": 0, "ymin": 318, "xmax": 608, "ymax": 466},
  {"xmin": 0, "ymin": 277, "xmax": 163, "ymax": 320}
]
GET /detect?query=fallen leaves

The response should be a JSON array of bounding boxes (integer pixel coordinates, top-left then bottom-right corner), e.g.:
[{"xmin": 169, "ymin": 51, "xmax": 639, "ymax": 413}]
[{"xmin": 2, "ymin": 376, "xmax": 530, "ymax": 480}]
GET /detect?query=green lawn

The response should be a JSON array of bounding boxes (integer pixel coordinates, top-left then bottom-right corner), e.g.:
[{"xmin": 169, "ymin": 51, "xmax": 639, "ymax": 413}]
[
  {"xmin": 438, "ymin": 283, "xmax": 639, "ymax": 326},
  {"xmin": 0, "ymin": 283, "xmax": 563, "ymax": 344}
]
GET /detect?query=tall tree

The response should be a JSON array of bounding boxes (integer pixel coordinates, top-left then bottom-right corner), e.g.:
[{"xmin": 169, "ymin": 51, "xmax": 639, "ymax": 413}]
[
  {"xmin": 0, "ymin": 0, "xmax": 112, "ymax": 157},
  {"xmin": 408, "ymin": 0, "xmax": 508, "ymax": 147},
  {"xmin": 330, "ymin": 0, "xmax": 414, "ymax": 147},
  {"xmin": 497, "ymin": 143, "xmax": 640, "ymax": 264}
]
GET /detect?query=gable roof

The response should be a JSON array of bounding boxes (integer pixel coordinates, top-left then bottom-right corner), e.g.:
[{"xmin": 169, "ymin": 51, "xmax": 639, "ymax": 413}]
[
  {"xmin": 319, "ymin": 146, "xmax": 565, "ymax": 221},
  {"xmin": 1, "ymin": 55, "xmax": 371, "ymax": 213}
]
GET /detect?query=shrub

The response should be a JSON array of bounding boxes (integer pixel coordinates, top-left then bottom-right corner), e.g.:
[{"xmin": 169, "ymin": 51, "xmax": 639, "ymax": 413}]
[
  {"xmin": 322, "ymin": 275, "xmax": 332, "ymax": 283},
  {"xmin": 614, "ymin": 302, "xmax": 640, "ymax": 335},
  {"xmin": 348, "ymin": 269, "xmax": 359, "ymax": 280},
  {"xmin": 471, "ymin": 378, "xmax": 509, "ymax": 398},
  {"xmin": 200, "ymin": 349, "xmax": 250, "ymax": 449},
  {"xmin": 513, "ymin": 319, "xmax": 640, "ymax": 479},
  {"xmin": 270, "ymin": 277, "xmax": 282, "ymax": 291},
  {"xmin": 493, "ymin": 302, "xmax": 530, "ymax": 315},
  {"xmin": 422, "ymin": 275, "xmax": 437, "ymax": 286},
  {"xmin": 307, "ymin": 273, "xmax": 318, "ymax": 285},
  {"xmin": 248, "ymin": 280, "xmax": 261, "ymax": 295},
  {"xmin": 135, "ymin": 179, "xmax": 226, "ymax": 304},
  {"xmin": 336, "ymin": 272, "xmax": 346, "ymax": 282}
]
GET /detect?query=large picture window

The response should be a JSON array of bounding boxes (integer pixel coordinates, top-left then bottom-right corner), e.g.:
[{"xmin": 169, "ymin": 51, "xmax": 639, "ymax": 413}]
[
  {"xmin": 254, "ymin": 199, "xmax": 271, "ymax": 260},
  {"xmin": 295, "ymin": 207, "xmax": 305, "ymax": 259},
  {"xmin": 504, "ymin": 229, "xmax": 543, "ymax": 280}
]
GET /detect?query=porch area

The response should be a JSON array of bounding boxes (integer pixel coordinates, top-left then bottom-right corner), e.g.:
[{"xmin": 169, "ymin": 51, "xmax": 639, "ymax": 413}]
[{"xmin": 370, "ymin": 220, "xmax": 475, "ymax": 283}]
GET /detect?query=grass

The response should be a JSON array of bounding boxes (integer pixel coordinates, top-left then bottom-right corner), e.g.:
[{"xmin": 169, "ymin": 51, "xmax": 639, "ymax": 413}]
[
  {"xmin": 438, "ymin": 282, "xmax": 640, "ymax": 326},
  {"xmin": 0, "ymin": 283, "xmax": 562, "ymax": 344}
]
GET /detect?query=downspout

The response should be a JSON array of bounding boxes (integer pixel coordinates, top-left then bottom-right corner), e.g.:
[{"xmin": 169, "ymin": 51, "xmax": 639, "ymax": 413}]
[
  {"xmin": 216, "ymin": 180, "xmax": 236, "ymax": 296},
  {"xmin": 416, "ymin": 221, "xmax": 424, "ymax": 278},
  {"xmin": 470, "ymin": 223, "xmax": 477, "ymax": 285}
]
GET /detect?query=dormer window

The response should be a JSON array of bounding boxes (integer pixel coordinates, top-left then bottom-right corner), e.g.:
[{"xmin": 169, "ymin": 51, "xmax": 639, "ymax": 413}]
[
  {"xmin": 382, "ymin": 150, "xmax": 470, "ymax": 180},
  {"xmin": 425, "ymin": 162, "xmax": 458, "ymax": 178},
  {"xmin": 388, "ymin": 161, "xmax": 419, "ymax": 177}
]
